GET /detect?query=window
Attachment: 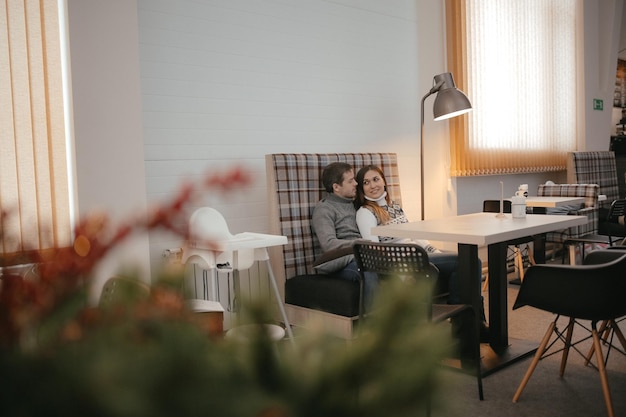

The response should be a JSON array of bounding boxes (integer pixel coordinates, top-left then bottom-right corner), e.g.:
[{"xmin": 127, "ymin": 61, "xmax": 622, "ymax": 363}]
[
  {"xmin": 0, "ymin": 0, "xmax": 71, "ymax": 256},
  {"xmin": 445, "ymin": 0, "xmax": 580, "ymax": 176}
]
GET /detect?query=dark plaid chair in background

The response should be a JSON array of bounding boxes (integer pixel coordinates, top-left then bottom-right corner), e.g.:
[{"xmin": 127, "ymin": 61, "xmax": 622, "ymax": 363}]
[
  {"xmin": 537, "ymin": 183, "xmax": 599, "ymax": 262},
  {"xmin": 567, "ymin": 151, "xmax": 626, "ymax": 238},
  {"xmin": 265, "ymin": 153, "xmax": 401, "ymax": 338}
]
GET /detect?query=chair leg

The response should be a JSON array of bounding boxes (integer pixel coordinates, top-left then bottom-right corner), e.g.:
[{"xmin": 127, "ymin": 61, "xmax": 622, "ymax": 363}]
[
  {"xmin": 568, "ymin": 243, "xmax": 577, "ymax": 265},
  {"xmin": 585, "ymin": 320, "xmax": 609, "ymax": 366},
  {"xmin": 585, "ymin": 319, "xmax": 626, "ymax": 366},
  {"xmin": 481, "ymin": 275, "xmax": 489, "ymax": 293},
  {"xmin": 514, "ymin": 247, "xmax": 525, "ymax": 281},
  {"xmin": 592, "ymin": 325, "xmax": 615, "ymax": 417},
  {"xmin": 559, "ymin": 317, "xmax": 575, "ymax": 377},
  {"xmin": 526, "ymin": 243, "xmax": 535, "ymax": 265},
  {"xmin": 513, "ymin": 321, "xmax": 556, "ymax": 403},
  {"xmin": 611, "ymin": 320, "xmax": 626, "ymax": 352}
]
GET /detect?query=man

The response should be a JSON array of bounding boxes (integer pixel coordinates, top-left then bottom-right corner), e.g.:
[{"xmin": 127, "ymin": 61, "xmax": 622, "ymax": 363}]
[
  {"xmin": 312, "ymin": 162, "xmax": 489, "ymax": 341},
  {"xmin": 311, "ymin": 162, "xmax": 379, "ymax": 309}
]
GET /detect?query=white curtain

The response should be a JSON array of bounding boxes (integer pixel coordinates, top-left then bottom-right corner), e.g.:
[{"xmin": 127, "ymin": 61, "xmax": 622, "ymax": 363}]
[{"xmin": 446, "ymin": 0, "xmax": 580, "ymax": 176}]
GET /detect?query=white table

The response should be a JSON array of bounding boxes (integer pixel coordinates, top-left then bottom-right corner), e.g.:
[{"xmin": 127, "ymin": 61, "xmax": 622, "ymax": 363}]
[
  {"xmin": 184, "ymin": 232, "xmax": 294, "ymax": 344},
  {"xmin": 524, "ymin": 196, "xmax": 585, "ymax": 208},
  {"xmin": 373, "ymin": 212, "xmax": 587, "ymax": 375}
]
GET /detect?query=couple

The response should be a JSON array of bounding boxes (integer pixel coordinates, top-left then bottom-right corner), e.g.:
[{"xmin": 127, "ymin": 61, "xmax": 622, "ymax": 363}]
[{"xmin": 311, "ymin": 161, "xmax": 488, "ymax": 338}]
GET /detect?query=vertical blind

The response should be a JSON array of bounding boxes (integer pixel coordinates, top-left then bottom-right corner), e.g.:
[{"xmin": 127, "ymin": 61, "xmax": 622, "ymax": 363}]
[
  {"xmin": 445, "ymin": 0, "xmax": 579, "ymax": 176},
  {"xmin": 0, "ymin": 0, "xmax": 71, "ymax": 255}
]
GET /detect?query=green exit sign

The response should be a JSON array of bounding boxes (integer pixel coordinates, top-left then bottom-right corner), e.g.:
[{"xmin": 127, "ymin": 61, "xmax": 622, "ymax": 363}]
[{"xmin": 593, "ymin": 98, "xmax": 604, "ymax": 111}]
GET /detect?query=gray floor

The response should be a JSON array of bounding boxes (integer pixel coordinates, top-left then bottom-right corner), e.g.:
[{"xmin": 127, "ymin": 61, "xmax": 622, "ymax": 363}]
[{"xmin": 435, "ymin": 282, "xmax": 626, "ymax": 417}]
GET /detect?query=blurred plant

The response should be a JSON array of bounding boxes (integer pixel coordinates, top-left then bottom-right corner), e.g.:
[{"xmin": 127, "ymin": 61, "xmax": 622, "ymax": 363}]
[{"xmin": 0, "ymin": 167, "xmax": 453, "ymax": 417}]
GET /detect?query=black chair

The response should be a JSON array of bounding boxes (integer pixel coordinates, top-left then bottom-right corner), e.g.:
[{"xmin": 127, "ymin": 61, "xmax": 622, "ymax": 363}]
[
  {"xmin": 352, "ymin": 240, "xmax": 484, "ymax": 401},
  {"xmin": 511, "ymin": 250, "xmax": 626, "ymax": 417},
  {"xmin": 482, "ymin": 200, "xmax": 535, "ymax": 284},
  {"xmin": 563, "ymin": 198, "xmax": 626, "ymax": 263},
  {"xmin": 585, "ymin": 245, "xmax": 626, "ymax": 364}
]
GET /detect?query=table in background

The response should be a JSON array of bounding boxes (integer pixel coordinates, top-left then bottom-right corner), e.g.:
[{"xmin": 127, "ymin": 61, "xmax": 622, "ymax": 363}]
[
  {"xmin": 373, "ymin": 212, "xmax": 587, "ymax": 375},
  {"xmin": 508, "ymin": 196, "xmax": 587, "ymax": 283},
  {"xmin": 525, "ymin": 196, "xmax": 586, "ymax": 210}
]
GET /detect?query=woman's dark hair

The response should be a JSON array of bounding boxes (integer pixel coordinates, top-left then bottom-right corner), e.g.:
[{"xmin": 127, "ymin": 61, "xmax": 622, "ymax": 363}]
[
  {"xmin": 355, "ymin": 165, "xmax": 391, "ymax": 223},
  {"xmin": 321, "ymin": 162, "xmax": 353, "ymax": 193}
]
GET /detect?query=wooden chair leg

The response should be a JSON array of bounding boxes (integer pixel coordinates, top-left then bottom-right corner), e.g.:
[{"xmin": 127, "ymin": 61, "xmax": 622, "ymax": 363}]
[
  {"xmin": 585, "ymin": 320, "xmax": 609, "ymax": 366},
  {"xmin": 568, "ymin": 243, "xmax": 577, "ymax": 265},
  {"xmin": 560, "ymin": 318, "xmax": 575, "ymax": 377},
  {"xmin": 592, "ymin": 326, "xmax": 615, "ymax": 417},
  {"xmin": 513, "ymin": 321, "xmax": 556, "ymax": 403},
  {"xmin": 585, "ymin": 319, "xmax": 626, "ymax": 366}
]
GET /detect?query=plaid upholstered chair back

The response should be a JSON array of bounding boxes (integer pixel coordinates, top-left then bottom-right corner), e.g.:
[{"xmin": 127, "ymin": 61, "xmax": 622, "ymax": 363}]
[
  {"xmin": 265, "ymin": 153, "xmax": 401, "ymax": 280},
  {"xmin": 567, "ymin": 151, "xmax": 619, "ymax": 210},
  {"xmin": 537, "ymin": 183, "xmax": 599, "ymax": 241}
]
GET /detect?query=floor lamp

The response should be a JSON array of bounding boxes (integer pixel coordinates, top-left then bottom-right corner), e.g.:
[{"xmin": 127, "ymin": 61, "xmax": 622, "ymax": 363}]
[{"xmin": 420, "ymin": 72, "xmax": 472, "ymax": 220}]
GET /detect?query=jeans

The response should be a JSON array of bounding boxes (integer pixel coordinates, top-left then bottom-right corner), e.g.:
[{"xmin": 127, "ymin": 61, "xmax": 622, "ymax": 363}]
[
  {"xmin": 335, "ymin": 260, "xmax": 378, "ymax": 312},
  {"xmin": 336, "ymin": 254, "xmax": 483, "ymax": 313}
]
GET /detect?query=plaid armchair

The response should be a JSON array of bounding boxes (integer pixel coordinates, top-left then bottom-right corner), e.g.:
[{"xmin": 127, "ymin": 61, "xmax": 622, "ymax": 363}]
[
  {"xmin": 566, "ymin": 151, "xmax": 619, "ymax": 210},
  {"xmin": 567, "ymin": 151, "xmax": 626, "ymax": 237},
  {"xmin": 537, "ymin": 183, "xmax": 600, "ymax": 244},
  {"xmin": 265, "ymin": 153, "xmax": 401, "ymax": 338}
]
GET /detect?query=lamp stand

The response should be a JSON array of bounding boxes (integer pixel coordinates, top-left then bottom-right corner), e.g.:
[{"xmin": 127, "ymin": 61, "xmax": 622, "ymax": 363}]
[{"xmin": 420, "ymin": 82, "xmax": 443, "ymax": 221}]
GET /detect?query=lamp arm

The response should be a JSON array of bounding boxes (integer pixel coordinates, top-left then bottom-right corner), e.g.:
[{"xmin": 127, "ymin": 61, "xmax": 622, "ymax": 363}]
[{"xmin": 428, "ymin": 80, "xmax": 445, "ymax": 96}]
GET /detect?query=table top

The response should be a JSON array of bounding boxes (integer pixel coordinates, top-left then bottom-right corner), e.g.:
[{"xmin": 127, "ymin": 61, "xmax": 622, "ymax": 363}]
[
  {"xmin": 524, "ymin": 196, "xmax": 585, "ymax": 208},
  {"xmin": 372, "ymin": 212, "xmax": 587, "ymax": 246},
  {"xmin": 188, "ymin": 232, "xmax": 288, "ymax": 251}
]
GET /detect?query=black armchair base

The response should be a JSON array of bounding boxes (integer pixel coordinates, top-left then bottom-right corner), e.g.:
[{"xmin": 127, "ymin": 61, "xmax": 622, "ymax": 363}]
[{"xmin": 285, "ymin": 274, "xmax": 360, "ymax": 318}]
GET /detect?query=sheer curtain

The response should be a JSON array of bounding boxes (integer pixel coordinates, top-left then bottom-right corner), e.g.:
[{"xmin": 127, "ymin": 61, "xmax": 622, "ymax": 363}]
[
  {"xmin": 0, "ymin": 0, "xmax": 71, "ymax": 256},
  {"xmin": 445, "ymin": 0, "xmax": 580, "ymax": 176}
]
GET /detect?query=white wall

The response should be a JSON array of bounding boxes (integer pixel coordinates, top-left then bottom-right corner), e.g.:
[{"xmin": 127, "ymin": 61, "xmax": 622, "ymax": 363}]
[
  {"xmin": 137, "ymin": 0, "xmax": 424, "ymax": 265},
  {"xmin": 67, "ymin": 0, "xmax": 150, "ymax": 302},
  {"xmin": 583, "ymin": 0, "xmax": 624, "ymax": 150}
]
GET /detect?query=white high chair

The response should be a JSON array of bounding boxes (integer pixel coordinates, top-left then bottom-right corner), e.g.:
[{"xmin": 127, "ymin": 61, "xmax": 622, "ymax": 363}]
[
  {"xmin": 182, "ymin": 207, "xmax": 293, "ymax": 344},
  {"xmin": 184, "ymin": 207, "xmax": 248, "ymax": 304}
]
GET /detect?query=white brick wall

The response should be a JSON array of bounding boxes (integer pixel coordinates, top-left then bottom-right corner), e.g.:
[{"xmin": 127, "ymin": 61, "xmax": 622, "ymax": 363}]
[{"xmin": 137, "ymin": 0, "xmax": 423, "ymax": 269}]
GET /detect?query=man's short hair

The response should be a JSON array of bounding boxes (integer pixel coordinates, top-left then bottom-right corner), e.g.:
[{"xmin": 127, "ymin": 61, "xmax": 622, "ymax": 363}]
[{"xmin": 321, "ymin": 162, "xmax": 353, "ymax": 193}]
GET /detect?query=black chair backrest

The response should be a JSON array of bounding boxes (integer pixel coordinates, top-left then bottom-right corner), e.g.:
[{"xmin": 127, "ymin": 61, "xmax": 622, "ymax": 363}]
[
  {"xmin": 352, "ymin": 241, "xmax": 440, "ymax": 318},
  {"xmin": 352, "ymin": 241, "xmax": 438, "ymax": 282},
  {"xmin": 483, "ymin": 199, "xmax": 512, "ymax": 214},
  {"xmin": 514, "ymin": 251, "xmax": 626, "ymax": 321},
  {"xmin": 607, "ymin": 198, "xmax": 626, "ymax": 222}
]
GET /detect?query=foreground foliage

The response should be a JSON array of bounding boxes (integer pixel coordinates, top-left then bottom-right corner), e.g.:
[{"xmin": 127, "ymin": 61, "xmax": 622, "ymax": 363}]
[{"xmin": 0, "ymin": 168, "xmax": 452, "ymax": 416}]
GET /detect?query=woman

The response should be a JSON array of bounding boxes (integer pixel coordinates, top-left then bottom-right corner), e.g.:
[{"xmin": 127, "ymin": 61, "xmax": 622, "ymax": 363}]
[
  {"xmin": 354, "ymin": 165, "xmax": 440, "ymax": 253},
  {"xmin": 354, "ymin": 165, "xmax": 460, "ymax": 296},
  {"xmin": 354, "ymin": 165, "xmax": 489, "ymax": 338},
  {"xmin": 354, "ymin": 165, "xmax": 489, "ymax": 339}
]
